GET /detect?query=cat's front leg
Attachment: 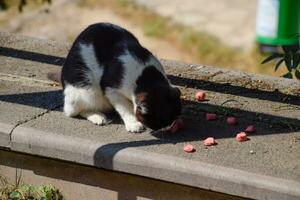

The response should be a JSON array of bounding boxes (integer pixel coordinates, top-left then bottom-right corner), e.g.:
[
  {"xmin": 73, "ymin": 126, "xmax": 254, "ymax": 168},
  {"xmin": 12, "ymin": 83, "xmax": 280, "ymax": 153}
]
[
  {"xmin": 79, "ymin": 111, "xmax": 111, "ymax": 125},
  {"xmin": 105, "ymin": 89, "xmax": 145, "ymax": 133}
]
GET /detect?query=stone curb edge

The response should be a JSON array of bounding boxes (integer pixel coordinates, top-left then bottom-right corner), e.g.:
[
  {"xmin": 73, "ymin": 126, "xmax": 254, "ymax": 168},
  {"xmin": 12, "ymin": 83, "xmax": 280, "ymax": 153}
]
[
  {"xmin": 0, "ymin": 122, "xmax": 14, "ymax": 148},
  {"xmin": 162, "ymin": 60, "xmax": 300, "ymax": 96},
  {"xmin": 0, "ymin": 123, "xmax": 298, "ymax": 200}
]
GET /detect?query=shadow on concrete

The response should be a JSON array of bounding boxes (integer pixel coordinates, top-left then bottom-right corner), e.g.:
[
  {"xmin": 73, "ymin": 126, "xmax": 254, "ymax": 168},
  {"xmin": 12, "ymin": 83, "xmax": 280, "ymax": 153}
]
[
  {"xmin": 0, "ymin": 90, "xmax": 63, "ymax": 110},
  {"xmin": 92, "ymin": 112, "xmax": 298, "ymax": 168},
  {"xmin": 1, "ymin": 46, "xmax": 299, "ymax": 105},
  {"xmin": 1, "ymin": 46, "xmax": 299, "ymax": 137},
  {"xmin": 0, "ymin": 90, "xmax": 299, "ymax": 136},
  {"xmin": 0, "ymin": 47, "xmax": 65, "ymax": 66},
  {"xmin": 168, "ymin": 75, "xmax": 300, "ymax": 106}
]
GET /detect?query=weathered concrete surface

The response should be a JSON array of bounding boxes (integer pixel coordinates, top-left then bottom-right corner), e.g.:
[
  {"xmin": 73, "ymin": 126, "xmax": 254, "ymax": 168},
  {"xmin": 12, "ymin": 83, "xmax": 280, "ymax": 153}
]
[
  {"xmin": 0, "ymin": 150, "xmax": 246, "ymax": 200},
  {"xmin": 0, "ymin": 80, "xmax": 62, "ymax": 125},
  {"xmin": 0, "ymin": 79, "xmax": 61, "ymax": 150},
  {"xmin": 1, "ymin": 33, "xmax": 300, "ymax": 200},
  {"xmin": 10, "ymin": 126, "xmax": 300, "ymax": 200},
  {"xmin": 0, "ymin": 32, "xmax": 67, "ymax": 81},
  {"xmin": 163, "ymin": 59, "xmax": 300, "ymax": 96}
]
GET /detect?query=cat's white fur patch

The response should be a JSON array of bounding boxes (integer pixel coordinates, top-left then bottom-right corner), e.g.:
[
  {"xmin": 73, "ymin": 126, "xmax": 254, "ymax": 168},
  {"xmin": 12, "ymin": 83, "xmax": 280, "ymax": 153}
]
[
  {"xmin": 63, "ymin": 84, "xmax": 112, "ymax": 117},
  {"xmin": 80, "ymin": 111, "xmax": 110, "ymax": 125},
  {"xmin": 79, "ymin": 43, "xmax": 103, "ymax": 85},
  {"xmin": 63, "ymin": 43, "xmax": 112, "ymax": 121},
  {"xmin": 117, "ymin": 51, "xmax": 146, "ymax": 99},
  {"xmin": 139, "ymin": 102, "xmax": 148, "ymax": 114},
  {"xmin": 105, "ymin": 87, "xmax": 145, "ymax": 132}
]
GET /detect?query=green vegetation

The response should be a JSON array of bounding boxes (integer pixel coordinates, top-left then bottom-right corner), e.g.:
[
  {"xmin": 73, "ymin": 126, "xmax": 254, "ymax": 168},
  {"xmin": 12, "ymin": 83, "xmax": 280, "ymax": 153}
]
[
  {"xmin": 0, "ymin": 174, "xmax": 63, "ymax": 200},
  {"xmin": 262, "ymin": 43, "xmax": 300, "ymax": 79},
  {"xmin": 143, "ymin": 17, "xmax": 167, "ymax": 37},
  {"xmin": 0, "ymin": 0, "xmax": 51, "ymax": 12}
]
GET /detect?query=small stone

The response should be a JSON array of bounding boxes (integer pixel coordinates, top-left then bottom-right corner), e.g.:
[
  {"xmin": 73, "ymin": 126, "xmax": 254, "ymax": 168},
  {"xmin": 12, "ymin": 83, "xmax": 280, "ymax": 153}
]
[{"xmin": 250, "ymin": 150, "xmax": 255, "ymax": 154}]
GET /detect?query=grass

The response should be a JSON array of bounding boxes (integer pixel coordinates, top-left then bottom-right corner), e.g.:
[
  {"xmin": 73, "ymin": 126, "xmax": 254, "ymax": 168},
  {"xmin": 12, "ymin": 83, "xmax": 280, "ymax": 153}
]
[
  {"xmin": 0, "ymin": 173, "xmax": 63, "ymax": 200},
  {"xmin": 78, "ymin": 0, "xmax": 278, "ymax": 75}
]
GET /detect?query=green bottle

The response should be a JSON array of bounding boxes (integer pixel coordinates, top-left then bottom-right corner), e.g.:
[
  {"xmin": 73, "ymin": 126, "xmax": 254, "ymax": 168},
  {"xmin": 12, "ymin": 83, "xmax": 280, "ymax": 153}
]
[{"xmin": 256, "ymin": 0, "xmax": 300, "ymax": 52}]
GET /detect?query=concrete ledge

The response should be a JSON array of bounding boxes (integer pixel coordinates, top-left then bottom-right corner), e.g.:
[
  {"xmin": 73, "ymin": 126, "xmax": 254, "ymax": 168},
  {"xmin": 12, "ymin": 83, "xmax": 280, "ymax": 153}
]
[
  {"xmin": 10, "ymin": 126, "xmax": 300, "ymax": 200},
  {"xmin": 1, "ymin": 32, "xmax": 300, "ymax": 200},
  {"xmin": 0, "ymin": 122, "xmax": 14, "ymax": 148},
  {"xmin": 162, "ymin": 60, "xmax": 300, "ymax": 96}
]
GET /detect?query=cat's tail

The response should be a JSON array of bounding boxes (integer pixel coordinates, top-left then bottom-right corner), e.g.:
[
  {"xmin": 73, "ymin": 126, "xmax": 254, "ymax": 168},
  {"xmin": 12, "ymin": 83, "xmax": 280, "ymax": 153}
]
[{"xmin": 47, "ymin": 70, "xmax": 61, "ymax": 85}]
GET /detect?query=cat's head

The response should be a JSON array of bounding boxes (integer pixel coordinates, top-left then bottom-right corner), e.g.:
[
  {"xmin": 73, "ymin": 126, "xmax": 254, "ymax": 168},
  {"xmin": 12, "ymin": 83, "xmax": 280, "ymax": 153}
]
[{"xmin": 135, "ymin": 86, "xmax": 182, "ymax": 130}]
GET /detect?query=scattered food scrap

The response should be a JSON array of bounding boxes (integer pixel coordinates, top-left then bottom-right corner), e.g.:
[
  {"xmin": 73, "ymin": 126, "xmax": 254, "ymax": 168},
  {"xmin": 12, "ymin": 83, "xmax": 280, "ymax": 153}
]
[
  {"xmin": 245, "ymin": 125, "xmax": 256, "ymax": 133},
  {"xmin": 195, "ymin": 91, "xmax": 206, "ymax": 101},
  {"xmin": 183, "ymin": 144, "xmax": 195, "ymax": 153},
  {"xmin": 226, "ymin": 117, "xmax": 237, "ymax": 125},
  {"xmin": 236, "ymin": 132, "xmax": 248, "ymax": 142},
  {"xmin": 206, "ymin": 113, "xmax": 217, "ymax": 121},
  {"xmin": 203, "ymin": 137, "xmax": 217, "ymax": 146},
  {"xmin": 169, "ymin": 117, "xmax": 185, "ymax": 133}
]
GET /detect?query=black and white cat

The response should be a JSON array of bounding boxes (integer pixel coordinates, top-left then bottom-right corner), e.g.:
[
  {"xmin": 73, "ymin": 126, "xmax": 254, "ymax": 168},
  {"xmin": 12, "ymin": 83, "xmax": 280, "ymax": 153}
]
[{"xmin": 59, "ymin": 23, "xmax": 181, "ymax": 133}]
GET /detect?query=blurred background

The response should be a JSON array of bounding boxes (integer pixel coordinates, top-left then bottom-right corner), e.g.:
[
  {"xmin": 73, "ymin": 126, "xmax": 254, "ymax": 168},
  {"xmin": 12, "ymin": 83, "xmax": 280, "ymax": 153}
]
[{"xmin": 0, "ymin": 0, "xmax": 299, "ymax": 78}]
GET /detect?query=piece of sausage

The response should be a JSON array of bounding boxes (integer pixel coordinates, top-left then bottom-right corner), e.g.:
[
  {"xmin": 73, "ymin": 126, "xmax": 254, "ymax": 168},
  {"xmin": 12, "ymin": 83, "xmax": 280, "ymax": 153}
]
[
  {"xmin": 195, "ymin": 91, "xmax": 206, "ymax": 101},
  {"xmin": 236, "ymin": 132, "xmax": 248, "ymax": 142},
  {"xmin": 245, "ymin": 125, "xmax": 256, "ymax": 133},
  {"xmin": 206, "ymin": 113, "xmax": 217, "ymax": 121},
  {"xmin": 169, "ymin": 118, "xmax": 185, "ymax": 133},
  {"xmin": 227, "ymin": 117, "xmax": 237, "ymax": 125},
  {"xmin": 203, "ymin": 137, "xmax": 216, "ymax": 146},
  {"xmin": 183, "ymin": 144, "xmax": 195, "ymax": 153}
]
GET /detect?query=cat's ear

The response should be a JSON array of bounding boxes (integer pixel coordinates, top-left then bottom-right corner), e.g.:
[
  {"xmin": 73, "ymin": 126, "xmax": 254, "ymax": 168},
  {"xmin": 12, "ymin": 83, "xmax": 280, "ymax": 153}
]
[{"xmin": 170, "ymin": 87, "xmax": 181, "ymax": 99}]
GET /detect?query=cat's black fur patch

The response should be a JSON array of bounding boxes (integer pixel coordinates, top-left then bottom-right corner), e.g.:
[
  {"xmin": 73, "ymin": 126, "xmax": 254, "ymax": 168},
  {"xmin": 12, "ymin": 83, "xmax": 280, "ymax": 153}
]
[
  {"xmin": 135, "ymin": 66, "xmax": 181, "ymax": 130},
  {"xmin": 62, "ymin": 23, "xmax": 151, "ymax": 89}
]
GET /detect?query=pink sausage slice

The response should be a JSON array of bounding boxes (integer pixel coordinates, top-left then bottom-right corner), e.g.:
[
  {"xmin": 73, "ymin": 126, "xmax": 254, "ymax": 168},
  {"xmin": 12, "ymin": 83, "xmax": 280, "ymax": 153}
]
[
  {"xmin": 236, "ymin": 132, "xmax": 248, "ymax": 142},
  {"xmin": 195, "ymin": 91, "xmax": 206, "ymax": 101},
  {"xmin": 245, "ymin": 125, "xmax": 256, "ymax": 133},
  {"xmin": 169, "ymin": 118, "xmax": 184, "ymax": 133},
  {"xmin": 226, "ymin": 117, "xmax": 237, "ymax": 125},
  {"xmin": 204, "ymin": 137, "xmax": 216, "ymax": 146},
  {"xmin": 183, "ymin": 144, "xmax": 195, "ymax": 153},
  {"xmin": 206, "ymin": 113, "xmax": 217, "ymax": 121}
]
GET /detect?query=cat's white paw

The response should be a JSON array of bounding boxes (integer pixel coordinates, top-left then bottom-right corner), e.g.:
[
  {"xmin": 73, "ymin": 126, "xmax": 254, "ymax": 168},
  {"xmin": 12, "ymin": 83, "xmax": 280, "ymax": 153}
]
[
  {"xmin": 87, "ymin": 114, "xmax": 110, "ymax": 125},
  {"xmin": 125, "ymin": 121, "xmax": 145, "ymax": 133}
]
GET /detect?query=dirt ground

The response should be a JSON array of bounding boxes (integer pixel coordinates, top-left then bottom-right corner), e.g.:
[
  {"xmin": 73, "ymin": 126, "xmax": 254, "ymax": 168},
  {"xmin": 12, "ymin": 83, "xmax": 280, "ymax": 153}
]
[{"xmin": 0, "ymin": 0, "xmax": 197, "ymax": 63}]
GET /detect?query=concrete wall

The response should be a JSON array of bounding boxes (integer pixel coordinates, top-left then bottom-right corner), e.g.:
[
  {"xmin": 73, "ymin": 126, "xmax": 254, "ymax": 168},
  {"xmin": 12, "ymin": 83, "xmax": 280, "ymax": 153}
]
[{"xmin": 0, "ymin": 150, "xmax": 246, "ymax": 200}]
